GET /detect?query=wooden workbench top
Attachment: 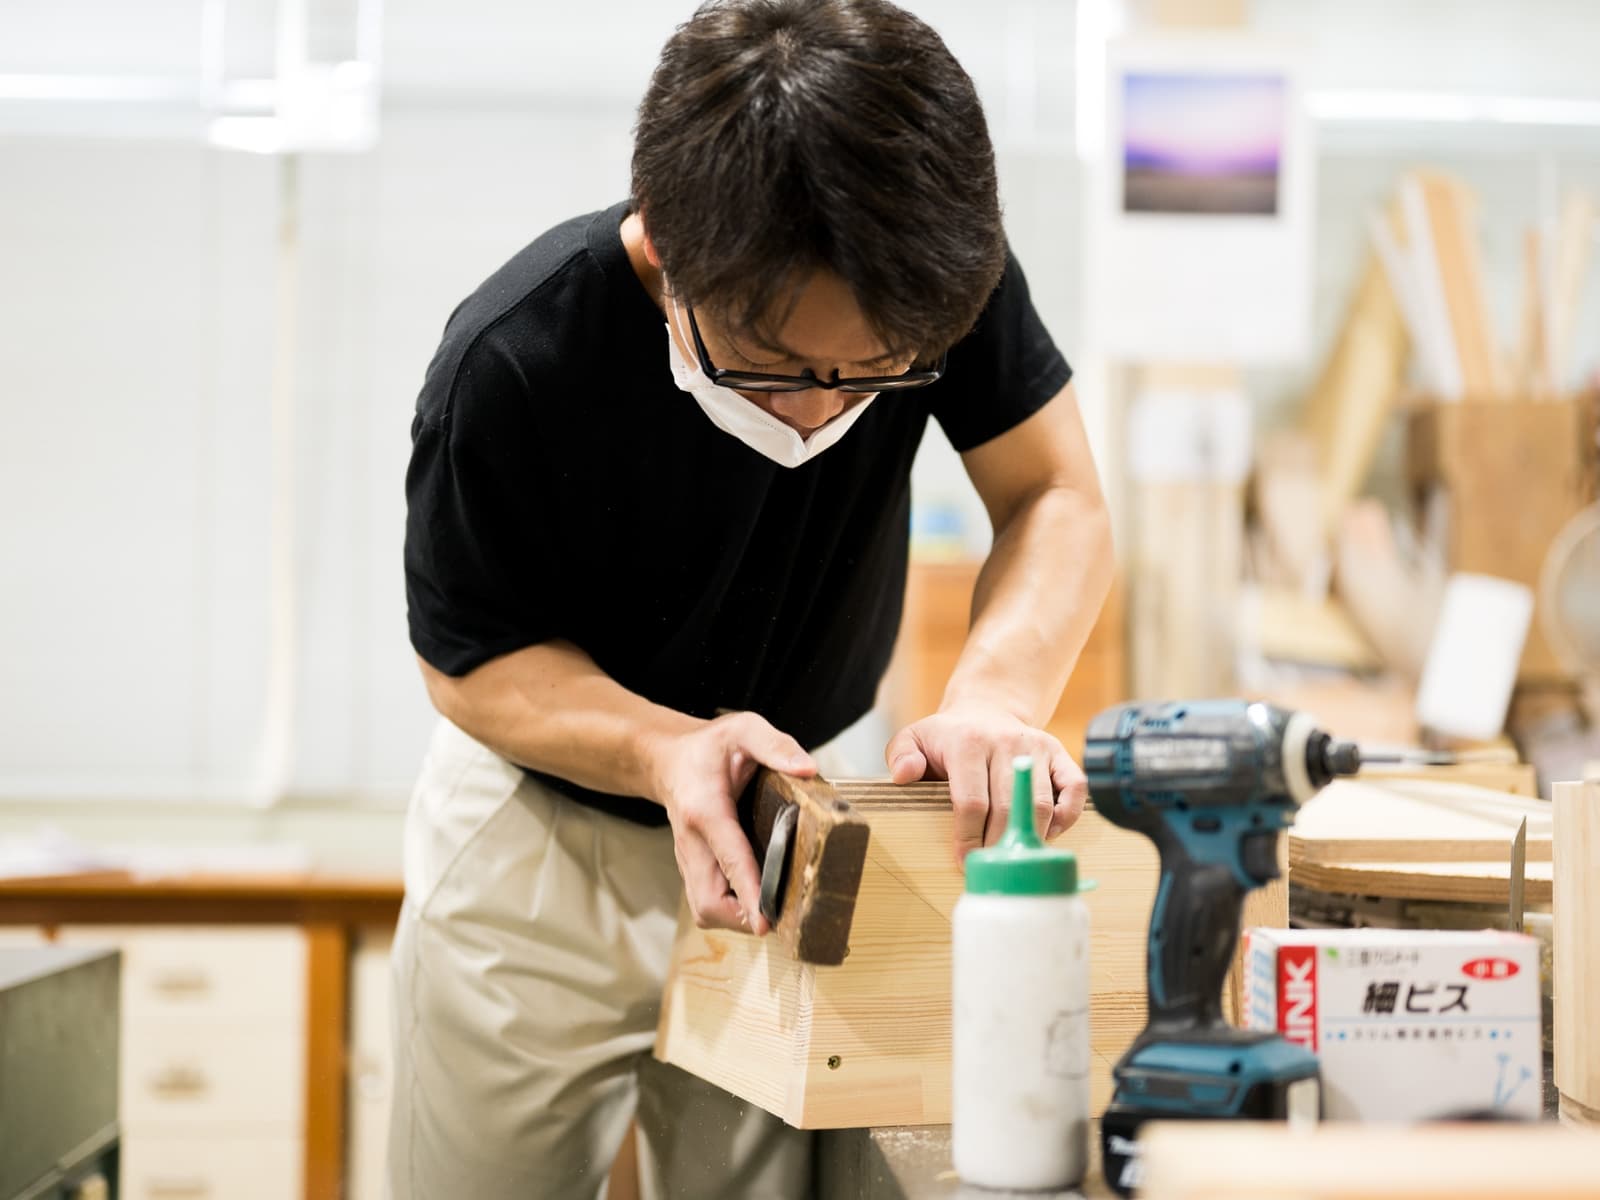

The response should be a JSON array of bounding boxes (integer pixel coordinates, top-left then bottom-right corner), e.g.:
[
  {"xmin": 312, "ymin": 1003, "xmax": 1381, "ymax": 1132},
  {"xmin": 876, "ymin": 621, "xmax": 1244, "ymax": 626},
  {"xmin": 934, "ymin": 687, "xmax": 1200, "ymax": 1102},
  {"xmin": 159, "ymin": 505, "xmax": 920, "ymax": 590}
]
[{"xmin": 0, "ymin": 869, "xmax": 404, "ymax": 926}]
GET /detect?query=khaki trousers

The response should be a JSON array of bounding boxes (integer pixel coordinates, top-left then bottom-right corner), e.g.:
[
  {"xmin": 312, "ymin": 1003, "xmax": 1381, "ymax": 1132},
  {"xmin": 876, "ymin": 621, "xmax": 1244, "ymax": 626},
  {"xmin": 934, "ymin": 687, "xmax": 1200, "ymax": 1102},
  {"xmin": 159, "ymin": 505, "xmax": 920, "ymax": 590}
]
[{"xmin": 387, "ymin": 718, "xmax": 815, "ymax": 1199}]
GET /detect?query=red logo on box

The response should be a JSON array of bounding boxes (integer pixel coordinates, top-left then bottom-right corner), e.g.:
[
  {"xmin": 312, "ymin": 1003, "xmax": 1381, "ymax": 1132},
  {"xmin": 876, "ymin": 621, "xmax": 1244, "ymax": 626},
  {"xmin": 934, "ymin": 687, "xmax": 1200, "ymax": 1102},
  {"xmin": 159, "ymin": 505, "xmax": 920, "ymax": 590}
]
[
  {"xmin": 1462, "ymin": 957, "xmax": 1521, "ymax": 980},
  {"xmin": 1279, "ymin": 945, "xmax": 1319, "ymax": 1052}
]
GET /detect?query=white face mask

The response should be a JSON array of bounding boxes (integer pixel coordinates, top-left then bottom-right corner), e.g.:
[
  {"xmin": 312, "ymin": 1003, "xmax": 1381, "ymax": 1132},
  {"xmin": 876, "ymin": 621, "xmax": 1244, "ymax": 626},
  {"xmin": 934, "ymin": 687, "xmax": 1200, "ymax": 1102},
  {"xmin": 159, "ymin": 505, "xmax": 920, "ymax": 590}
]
[{"xmin": 664, "ymin": 305, "xmax": 877, "ymax": 469}]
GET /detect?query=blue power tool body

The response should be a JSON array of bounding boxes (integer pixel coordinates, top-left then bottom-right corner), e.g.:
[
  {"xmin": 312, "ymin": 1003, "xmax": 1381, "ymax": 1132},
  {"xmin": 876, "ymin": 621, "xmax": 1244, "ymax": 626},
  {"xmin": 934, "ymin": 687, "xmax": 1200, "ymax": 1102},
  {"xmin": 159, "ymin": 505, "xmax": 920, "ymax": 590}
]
[{"xmin": 1083, "ymin": 699, "xmax": 1363, "ymax": 1196}]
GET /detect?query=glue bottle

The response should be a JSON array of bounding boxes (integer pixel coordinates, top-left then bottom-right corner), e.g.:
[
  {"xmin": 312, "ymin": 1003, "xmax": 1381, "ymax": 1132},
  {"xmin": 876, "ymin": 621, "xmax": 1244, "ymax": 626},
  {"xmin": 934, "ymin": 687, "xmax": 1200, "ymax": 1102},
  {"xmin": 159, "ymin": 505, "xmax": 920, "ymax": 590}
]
[{"xmin": 952, "ymin": 755, "xmax": 1091, "ymax": 1190}]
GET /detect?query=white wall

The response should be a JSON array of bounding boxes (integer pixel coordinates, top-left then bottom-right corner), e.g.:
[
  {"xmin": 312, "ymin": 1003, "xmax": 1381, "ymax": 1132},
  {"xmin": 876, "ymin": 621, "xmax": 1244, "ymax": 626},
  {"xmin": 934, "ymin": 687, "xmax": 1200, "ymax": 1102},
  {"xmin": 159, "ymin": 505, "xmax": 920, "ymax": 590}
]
[{"xmin": 1, "ymin": 0, "xmax": 1596, "ymax": 801}]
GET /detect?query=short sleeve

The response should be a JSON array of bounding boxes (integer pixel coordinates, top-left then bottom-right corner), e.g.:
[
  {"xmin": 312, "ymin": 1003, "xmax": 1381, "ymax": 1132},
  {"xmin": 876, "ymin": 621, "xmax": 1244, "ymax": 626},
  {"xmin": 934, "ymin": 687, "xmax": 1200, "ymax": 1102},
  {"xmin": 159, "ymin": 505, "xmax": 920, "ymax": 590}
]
[
  {"xmin": 404, "ymin": 333, "xmax": 566, "ymax": 676},
  {"xmin": 926, "ymin": 248, "xmax": 1073, "ymax": 453}
]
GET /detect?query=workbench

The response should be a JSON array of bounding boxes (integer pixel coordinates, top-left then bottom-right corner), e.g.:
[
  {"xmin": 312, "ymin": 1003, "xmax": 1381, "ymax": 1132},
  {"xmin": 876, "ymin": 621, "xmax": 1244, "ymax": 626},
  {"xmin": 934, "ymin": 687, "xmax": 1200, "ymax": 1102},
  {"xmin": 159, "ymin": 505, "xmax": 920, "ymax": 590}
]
[{"xmin": 0, "ymin": 871, "xmax": 403, "ymax": 1200}]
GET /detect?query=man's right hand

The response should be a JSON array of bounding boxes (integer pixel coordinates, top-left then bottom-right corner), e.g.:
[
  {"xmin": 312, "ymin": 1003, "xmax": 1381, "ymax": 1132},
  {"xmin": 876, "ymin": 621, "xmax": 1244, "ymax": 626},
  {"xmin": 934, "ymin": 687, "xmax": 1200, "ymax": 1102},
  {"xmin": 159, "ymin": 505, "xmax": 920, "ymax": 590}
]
[{"xmin": 646, "ymin": 711, "xmax": 816, "ymax": 935}]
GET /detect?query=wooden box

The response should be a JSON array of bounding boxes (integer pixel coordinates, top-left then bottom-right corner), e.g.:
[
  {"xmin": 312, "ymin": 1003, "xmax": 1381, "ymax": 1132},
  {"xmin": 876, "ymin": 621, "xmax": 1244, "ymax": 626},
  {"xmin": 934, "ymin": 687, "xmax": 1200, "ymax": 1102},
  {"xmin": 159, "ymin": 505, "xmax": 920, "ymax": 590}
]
[
  {"xmin": 655, "ymin": 782, "xmax": 1165, "ymax": 1129},
  {"xmin": 1407, "ymin": 394, "xmax": 1599, "ymax": 680}
]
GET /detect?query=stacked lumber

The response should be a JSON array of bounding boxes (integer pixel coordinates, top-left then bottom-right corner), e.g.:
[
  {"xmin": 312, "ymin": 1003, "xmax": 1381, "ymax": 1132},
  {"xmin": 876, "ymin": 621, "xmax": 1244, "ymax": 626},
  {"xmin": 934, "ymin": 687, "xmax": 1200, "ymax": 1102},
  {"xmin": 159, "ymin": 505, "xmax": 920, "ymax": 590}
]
[
  {"xmin": 1241, "ymin": 170, "xmax": 1597, "ymax": 757},
  {"xmin": 1289, "ymin": 777, "xmax": 1552, "ymax": 906}
]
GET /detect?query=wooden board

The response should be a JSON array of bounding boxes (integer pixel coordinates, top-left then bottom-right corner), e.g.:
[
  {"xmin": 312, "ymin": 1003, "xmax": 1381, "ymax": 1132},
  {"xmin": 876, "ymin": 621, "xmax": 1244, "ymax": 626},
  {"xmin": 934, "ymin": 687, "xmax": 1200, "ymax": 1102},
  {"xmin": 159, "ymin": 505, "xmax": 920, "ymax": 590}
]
[
  {"xmin": 1290, "ymin": 778, "xmax": 1553, "ymax": 905},
  {"xmin": 1139, "ymin": 1122, "xmax": 1600, "ymax": 1199},
  {"xmin": 1555, "ymin": 781, "xmax": 1600, "ymax": 1121},
  {"xmin": 1250, "ymin": 587, "xmax": 1380, "ymax": 671},
  {"xmin": 1334, "ymin": 498, "xmax": 1439, "ymax": 683},
  {"xmin": 1419, "ymin": 172, "xmax": 1503, "ymax": 397},
  {"xmin": 1290, "ymin": 778, "xmax": 1552, "ymax": 866},
  {"xmin": 1131, "ymin": 479, "xmax": 1244, "ymax": 700},
  {"xmin": 1359, "ymin": 758, "xmax": 1539, "ymax": 797},
  {"xmin": 1302, "ymin": 248, "xmax": 1409, "ymax": 532}
]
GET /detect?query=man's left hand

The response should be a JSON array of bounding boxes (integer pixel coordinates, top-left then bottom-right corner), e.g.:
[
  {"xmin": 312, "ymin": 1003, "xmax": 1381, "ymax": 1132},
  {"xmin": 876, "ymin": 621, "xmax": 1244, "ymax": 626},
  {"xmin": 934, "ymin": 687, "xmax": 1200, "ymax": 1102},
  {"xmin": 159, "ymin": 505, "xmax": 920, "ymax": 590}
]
[{"xmin": 884, "ymin": 706, "xmax": 1088, "ymax": 862}]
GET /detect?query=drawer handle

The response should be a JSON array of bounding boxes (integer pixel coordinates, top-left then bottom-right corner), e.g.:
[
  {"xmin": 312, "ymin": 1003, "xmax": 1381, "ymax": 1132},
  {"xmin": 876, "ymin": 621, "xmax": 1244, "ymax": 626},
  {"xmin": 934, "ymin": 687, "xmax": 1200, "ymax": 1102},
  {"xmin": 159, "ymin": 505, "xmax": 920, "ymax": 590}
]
[
  {"xmin": 149, "ymin": 1066, "xmax": 210, "ymax": 1098},
  {"xmin": 151, "ymin": 970, "xmax": 212, "ymax": 996},
  {"xmin": 146, "ymin": 1178, "xmax": 211, "ymax": 1198}
]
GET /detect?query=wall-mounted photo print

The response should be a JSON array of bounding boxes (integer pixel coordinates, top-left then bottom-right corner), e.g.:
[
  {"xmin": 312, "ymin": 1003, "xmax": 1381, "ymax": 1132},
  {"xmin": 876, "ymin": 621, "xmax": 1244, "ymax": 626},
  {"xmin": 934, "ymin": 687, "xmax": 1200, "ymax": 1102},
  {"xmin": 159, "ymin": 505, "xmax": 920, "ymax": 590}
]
[{"xmin": 1122, "ymin": 72, "xmax": 1286, "ymax": 216}]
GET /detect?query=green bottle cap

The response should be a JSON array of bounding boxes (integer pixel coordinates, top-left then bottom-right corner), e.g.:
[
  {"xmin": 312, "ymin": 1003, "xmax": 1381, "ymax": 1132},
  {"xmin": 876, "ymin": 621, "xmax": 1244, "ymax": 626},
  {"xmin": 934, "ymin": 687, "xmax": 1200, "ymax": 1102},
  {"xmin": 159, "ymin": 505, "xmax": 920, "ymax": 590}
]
[{"xmin": 963, "ymin": 756, "xmax": 1080, "ymax": 896}]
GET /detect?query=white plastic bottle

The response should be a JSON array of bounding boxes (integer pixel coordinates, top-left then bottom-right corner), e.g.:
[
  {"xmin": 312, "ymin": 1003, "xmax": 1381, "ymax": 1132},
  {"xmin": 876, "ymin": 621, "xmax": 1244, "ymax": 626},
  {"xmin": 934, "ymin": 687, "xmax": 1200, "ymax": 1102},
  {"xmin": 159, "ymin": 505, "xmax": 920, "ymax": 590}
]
[{"xmin": 952, "ymin": 755, "xmax": 1092, "ymax": 1190}]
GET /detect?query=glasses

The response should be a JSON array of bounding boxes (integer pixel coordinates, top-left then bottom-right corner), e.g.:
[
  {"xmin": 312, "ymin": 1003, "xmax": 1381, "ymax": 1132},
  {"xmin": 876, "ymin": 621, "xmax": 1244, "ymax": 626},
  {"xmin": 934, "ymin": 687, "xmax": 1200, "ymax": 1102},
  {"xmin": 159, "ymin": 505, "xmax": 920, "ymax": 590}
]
[{"xmin": 684, "ymin": 304, "xmax": 945, "ymax": 393}]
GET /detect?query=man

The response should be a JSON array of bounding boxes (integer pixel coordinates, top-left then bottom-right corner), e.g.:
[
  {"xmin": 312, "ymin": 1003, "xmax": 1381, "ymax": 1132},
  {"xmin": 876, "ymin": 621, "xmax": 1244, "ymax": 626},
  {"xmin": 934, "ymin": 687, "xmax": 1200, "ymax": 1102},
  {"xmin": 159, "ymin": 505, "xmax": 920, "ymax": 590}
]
[{"xmin": 390, "ymin": 1, "xmax": 1113, "ymax": 1196}]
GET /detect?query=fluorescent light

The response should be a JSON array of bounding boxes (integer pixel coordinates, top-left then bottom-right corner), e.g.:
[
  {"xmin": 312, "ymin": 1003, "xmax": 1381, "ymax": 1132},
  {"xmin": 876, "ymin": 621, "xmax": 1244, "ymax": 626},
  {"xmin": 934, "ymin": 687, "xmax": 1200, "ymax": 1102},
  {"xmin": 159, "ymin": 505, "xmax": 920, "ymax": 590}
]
[{"xmin": 1309, "ymin": 89, "xmax": 1600, "ymax": 128}]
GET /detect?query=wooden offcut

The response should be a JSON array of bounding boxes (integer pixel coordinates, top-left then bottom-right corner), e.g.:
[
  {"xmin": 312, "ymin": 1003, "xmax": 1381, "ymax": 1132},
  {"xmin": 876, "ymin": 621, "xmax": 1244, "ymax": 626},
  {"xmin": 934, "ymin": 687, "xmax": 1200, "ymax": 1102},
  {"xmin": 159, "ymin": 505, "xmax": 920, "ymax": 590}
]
[
  {"xmin": 1555, "ymin": 779, "xmax": 1600, "ymax": 1129},
  {"xmin": 1418, "ymin": 172, "xmax": 1504, "ymax": 397},
  {"xmin": 742, "ymin": 770, "xmax": 870, "ymax": 967},
  {"xmin": 1290, "ymin": 777, "xmax": 1554, "ymax": 906},
  {"xmin": 657, "ymin": 780, "xmax": 1289, "ymax": 1129},
  {"xmin": 1302, "ymin": 247, "xmax": 1409, "ymax": 533}
]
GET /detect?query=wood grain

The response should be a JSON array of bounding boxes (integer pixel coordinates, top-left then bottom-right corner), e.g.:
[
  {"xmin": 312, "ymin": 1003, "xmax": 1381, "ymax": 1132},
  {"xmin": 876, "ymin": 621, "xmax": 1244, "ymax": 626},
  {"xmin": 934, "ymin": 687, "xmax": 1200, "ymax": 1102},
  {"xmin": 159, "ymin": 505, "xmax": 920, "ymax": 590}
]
[
  {"xmin": 1555, "ymin": 781, "xmax": 1599, "ymax": 1122},
  {"xmin": 657, "ymin": 781, "xmax": 1289, "ymax": 1129},
  {"xmin": 1290, "ymin": 778, "xmax": 1554, "ymax": 905},
  {"xmin": 1290, "ymin": 778, "xmax": 1552, "ymax": 866}
]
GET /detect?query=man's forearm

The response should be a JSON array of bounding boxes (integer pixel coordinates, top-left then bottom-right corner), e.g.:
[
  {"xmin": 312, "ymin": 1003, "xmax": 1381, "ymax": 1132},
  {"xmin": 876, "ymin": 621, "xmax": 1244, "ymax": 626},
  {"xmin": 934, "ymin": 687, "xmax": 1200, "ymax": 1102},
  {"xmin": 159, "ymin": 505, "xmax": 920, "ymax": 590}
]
[
  {"xmin": 418, "ymin": 641, "xmax": 701, "ymax": 801},
  {"xmin": 941, "ymin": 484, "xmax": 1114, "ymax": 726}
]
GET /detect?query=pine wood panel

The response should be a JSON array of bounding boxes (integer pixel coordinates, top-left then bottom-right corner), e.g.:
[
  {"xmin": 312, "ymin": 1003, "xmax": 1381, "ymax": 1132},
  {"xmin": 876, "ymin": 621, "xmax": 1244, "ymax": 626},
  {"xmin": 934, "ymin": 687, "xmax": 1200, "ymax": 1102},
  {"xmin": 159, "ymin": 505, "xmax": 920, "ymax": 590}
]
[
  {"xmin": 1291, "ymin": 777, "xmax": 1555, "ymax": 906},
  {"xmin": 1290, "ymin": 778, "xmax": 1553, "ymax": 867},
  {"xmin": 1555, "ymin": 781, "xmax": 1600, "ymax": 1123}
]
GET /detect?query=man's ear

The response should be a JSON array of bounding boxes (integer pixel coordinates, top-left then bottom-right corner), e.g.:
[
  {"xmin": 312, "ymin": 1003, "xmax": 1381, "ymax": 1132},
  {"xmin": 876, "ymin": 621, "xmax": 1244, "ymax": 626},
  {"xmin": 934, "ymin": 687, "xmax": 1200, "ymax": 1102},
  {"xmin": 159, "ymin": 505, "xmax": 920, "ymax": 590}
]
[{"xmin": 639, "ymin": 213, "xmax": 663, "ymax": 270}]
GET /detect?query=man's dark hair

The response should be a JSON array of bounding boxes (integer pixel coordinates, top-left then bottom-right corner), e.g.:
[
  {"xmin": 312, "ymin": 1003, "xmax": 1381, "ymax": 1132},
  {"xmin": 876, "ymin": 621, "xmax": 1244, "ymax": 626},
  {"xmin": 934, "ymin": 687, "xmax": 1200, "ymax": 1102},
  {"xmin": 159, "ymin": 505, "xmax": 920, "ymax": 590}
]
[{"xmin": 632, "ymin": 0, "xmax": 1006, "ymax": 361}]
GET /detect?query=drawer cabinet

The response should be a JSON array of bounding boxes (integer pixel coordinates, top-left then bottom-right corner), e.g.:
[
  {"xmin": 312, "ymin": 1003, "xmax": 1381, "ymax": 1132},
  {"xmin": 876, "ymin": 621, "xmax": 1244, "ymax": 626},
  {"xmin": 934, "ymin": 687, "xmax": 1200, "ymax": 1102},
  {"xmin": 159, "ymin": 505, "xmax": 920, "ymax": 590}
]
[
  {"xmin": 53, "ymin": 926, "xmax": 308, "ymax": 1200},
  {"xmin": 122, "ymin": 1021, "xmax": 303, "ymax": 1129},
  {"xmin": 121, "ymin": 1137, "xmax": 301, "ymax": 1200}
]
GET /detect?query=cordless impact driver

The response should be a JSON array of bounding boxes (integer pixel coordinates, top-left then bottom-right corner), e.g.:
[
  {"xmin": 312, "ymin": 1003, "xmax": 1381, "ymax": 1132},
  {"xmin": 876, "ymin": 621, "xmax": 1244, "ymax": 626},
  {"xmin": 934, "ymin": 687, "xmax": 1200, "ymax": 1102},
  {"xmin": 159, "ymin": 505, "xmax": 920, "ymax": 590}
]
[{"xmin": 1082, "ymin": 700, "xmax": 1364, "ymax": 1196}]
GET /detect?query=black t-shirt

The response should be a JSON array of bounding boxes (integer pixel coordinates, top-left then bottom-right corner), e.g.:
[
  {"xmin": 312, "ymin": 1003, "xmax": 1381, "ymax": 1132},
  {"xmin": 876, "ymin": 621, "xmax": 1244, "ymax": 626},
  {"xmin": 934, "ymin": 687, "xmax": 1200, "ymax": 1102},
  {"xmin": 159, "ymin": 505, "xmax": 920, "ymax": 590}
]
[{"xmin": 405, "ymin": 200, "xmax": 1071, "ymax": 825}]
